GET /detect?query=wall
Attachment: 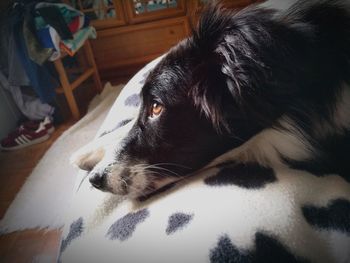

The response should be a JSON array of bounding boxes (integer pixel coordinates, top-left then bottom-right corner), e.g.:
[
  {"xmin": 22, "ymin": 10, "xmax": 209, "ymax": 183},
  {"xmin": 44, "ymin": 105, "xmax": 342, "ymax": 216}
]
[{"xmin": 0, "ymin": 85, "xmax": 21, "ymax": 140}]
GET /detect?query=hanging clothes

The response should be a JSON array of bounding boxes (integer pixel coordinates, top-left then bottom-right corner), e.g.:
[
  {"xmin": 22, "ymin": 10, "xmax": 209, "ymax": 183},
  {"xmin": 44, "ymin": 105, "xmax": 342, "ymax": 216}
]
[
  {"xmin": 0, "ymin": 1, "xmax": 96, "ymax": 119},
  {"xmin": 0, "ymin": 71, "xmax": 54, "ymax": 121},
  {"xmin": 0, "ymin": 11, "xmax": 55, "ymax": 121},
  {"xmin": 8, "ymin": 28, "xmax": 31, "ymax": 87},
  {"xmin": 10, "ymin": 3, "xmax": 58, "ymax": 104},
  {"xmin": 23, "ymin": 14, "xmax": 53, "ymax": 65}
]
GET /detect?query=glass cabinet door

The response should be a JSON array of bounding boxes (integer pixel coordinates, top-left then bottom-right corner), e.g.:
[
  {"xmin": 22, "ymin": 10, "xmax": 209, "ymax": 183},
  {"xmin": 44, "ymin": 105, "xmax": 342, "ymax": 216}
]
[
  {"xmin": 67, "ymin": 0, "xmax": 126, "ymax": 29},
  {"xmin": 133, "ymin": 0, "xmax": 178, "ymax": 14},
  {"xmin": 125, "ymin": 0, "xmax": 186, "ymax": 24}
]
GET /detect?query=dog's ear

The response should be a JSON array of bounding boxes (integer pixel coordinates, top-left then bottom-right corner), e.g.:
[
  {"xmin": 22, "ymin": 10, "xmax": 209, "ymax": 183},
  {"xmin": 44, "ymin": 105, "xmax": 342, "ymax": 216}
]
[
  {"xmin": 190, "ymin": 2, "xmax": 234, "ymax": 133},
  {"xmin": 190, "ymin": 3, "xmax": 278, "ymax": 133},
  {"xmin": 189, "ymin": 2, "xmax": 230, "ymax": 133}
]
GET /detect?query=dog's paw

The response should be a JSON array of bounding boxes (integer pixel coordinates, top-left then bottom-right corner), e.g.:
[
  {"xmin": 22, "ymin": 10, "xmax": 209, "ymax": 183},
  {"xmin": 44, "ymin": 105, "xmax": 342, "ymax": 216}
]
[{"xmin": 70, "ymin": 147, "xmax": 105, "ymax": 171}]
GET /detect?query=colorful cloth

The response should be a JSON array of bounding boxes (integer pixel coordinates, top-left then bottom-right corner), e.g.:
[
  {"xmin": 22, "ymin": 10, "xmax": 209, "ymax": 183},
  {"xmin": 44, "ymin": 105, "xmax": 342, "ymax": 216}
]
[
  {"xmin": 60, "ymin": 26, "xmax": 96, "ymax": 56},
  {"xmin": 34, "ymin": 3, "xmax": 84, "ymax": 30},
  {"xmin": 33, "ymin": 2, "xmax": 93, "ymax": 61},
  {"xmin": 68, "ymin": 15, "xmax": 90, "ymax": 34}
]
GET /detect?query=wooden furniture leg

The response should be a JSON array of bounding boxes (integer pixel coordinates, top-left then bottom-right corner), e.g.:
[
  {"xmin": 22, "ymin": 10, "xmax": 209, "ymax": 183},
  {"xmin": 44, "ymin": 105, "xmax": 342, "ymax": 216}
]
[
  {"xmin": 83, "ymin": 40, "xmax": 103, "ymax": 93},
  {"xmin": 53, "ymin": 58, "xmax": 80, "ymax": 120}
]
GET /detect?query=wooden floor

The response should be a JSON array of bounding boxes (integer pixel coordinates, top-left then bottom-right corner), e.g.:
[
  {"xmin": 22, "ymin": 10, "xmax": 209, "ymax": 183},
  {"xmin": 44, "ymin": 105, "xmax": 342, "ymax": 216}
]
[
  {"xmin": 0, "ymin": 70, "xmax": 135, "ymax": 263},
  {"xmin": 0, "ymin": 121, "xmax": 74, "ymax": 263},
  {"xmin": 0, "ymin": 75, "xmax": 99, "ymax": 262},
  {"xmin": 0, "ymin": 79, "xmax": 97, "ymax": 262}
]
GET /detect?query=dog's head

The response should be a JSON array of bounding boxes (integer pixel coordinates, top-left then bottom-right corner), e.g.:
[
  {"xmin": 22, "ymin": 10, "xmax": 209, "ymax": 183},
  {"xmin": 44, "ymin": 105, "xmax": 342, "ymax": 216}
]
[{"xmin": 74, "ymin": 2, "xmax": 343, "ymax": 198}]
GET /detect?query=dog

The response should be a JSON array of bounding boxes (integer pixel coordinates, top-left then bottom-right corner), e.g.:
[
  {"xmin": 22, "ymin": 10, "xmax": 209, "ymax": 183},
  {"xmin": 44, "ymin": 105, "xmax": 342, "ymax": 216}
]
[{"xmin": 74, "ymin": 0, "xmax": 350, "ymax": 199}]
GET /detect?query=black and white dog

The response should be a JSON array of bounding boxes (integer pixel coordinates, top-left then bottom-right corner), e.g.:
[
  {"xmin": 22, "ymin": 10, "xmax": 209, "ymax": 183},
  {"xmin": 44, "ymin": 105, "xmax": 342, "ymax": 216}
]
[{"xmin": 75, "ymin": 0, "xmax": 350, "ymax": 199}]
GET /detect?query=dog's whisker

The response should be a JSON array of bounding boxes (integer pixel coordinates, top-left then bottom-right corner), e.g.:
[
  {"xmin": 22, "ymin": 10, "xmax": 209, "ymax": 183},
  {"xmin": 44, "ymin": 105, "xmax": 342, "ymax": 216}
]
[
  {"xmin": 131, "ymin": 168, "xmax": 173, "ymax": 178},
  {"xmin": 77, "ymin": 172, "xmax": 90, "ymax": 192},
  {"xmin": 142, "ymin": 164, "xmax": 184, "ymax": 175},
  {"xmin": 148, "ymin": 171, "xmax": 174, "ymax": 178},
  {"xmin": 149, "ymin": 162, "xmax": 192, "ymax": 170},
  {"xmin": 145, "ymin": 166, "xmax": 180, "ymax": 176},
  {"xmin": 129, "ymin": 165, "xmax": 180, "ymax": 178},
  {"xmin": 147, "ymin": 168, "xmax": 181, "ymax": 178}
]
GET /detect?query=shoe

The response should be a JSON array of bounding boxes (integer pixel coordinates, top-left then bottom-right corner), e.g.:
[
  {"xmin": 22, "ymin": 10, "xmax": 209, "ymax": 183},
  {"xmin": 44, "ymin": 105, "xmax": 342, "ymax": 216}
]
[
  {"xmin": 21, "ymin": 116, "xmax": 55, "ymax": 134},
  {"xmin": 0, "ymin": 117, "xmax": 54, "ymax": 151}
]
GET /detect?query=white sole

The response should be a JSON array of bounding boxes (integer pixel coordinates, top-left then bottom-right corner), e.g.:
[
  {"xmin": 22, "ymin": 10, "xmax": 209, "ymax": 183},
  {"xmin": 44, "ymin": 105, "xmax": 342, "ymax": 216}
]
[{"xmin": 0, "ymin": 134, "xmax": 50, "ymax": 151}]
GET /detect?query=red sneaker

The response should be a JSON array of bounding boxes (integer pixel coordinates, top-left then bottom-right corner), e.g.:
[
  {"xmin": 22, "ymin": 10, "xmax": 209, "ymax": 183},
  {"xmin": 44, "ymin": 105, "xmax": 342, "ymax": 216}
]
[
  {"xmin": 20, "ymin": 116, "xmax": 55, "ymax": 134},
  {"xmin": 0, "ymin": 117, "xmax": 54, "ymax": 151}
]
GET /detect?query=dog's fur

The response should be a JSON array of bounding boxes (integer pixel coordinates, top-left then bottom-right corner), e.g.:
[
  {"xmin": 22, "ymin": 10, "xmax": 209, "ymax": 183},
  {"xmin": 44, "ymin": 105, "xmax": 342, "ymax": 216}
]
[{"xmin": 76, "ymin": 0, "xmax": 350, "ymax": 198}]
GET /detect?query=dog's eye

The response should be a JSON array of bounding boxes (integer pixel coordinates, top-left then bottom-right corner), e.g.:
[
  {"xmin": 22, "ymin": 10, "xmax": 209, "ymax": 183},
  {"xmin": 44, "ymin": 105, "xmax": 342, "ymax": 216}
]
[{"xmin": 149, "ymin": 101, "xmax": 163, "ymax": 118}]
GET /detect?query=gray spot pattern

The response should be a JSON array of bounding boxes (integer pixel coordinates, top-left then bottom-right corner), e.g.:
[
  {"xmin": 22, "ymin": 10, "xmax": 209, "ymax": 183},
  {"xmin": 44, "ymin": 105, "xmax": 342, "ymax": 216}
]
[
  {"xmin": 166, "ymin": 212, "xmax": 193, "ymax": 235},
  {"xmin": 106, "ymin": 208, "xmax": 149, "ymax": 241},
  {"xmin": 124, "ymin": 93, "xmax": 140, "ymax": 107},
  {"xmin": 60, "ymin": 217, "xmax": 84, "ymax": 252},
  {"xmin": 139, "ymin": 70, "xmax": 151, "ymax": 84},
  {"xmin": 99, "ymin": 118, "xmax": 133, "ymax": 137}
]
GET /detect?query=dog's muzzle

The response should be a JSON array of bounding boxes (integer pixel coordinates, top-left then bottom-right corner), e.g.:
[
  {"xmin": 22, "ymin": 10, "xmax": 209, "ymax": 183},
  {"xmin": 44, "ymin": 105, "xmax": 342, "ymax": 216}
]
[{"xmin": 89, "ymin": 170, "xmax": 106, "ymax": 190}]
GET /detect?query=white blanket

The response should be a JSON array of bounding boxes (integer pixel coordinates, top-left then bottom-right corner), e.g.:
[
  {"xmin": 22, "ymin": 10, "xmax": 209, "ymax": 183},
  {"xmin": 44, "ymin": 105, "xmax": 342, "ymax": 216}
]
[{"xmin": 59, "ymin": 58, "xmax": 350, "ymax": 263}]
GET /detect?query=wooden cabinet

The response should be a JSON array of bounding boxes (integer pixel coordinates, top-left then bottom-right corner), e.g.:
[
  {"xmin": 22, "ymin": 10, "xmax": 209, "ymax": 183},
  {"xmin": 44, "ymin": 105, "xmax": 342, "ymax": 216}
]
[
  {"xmin": 124, "ymin": 0, "xmax": 186, "ymax": 24},
  {"xmin": 93, "ymin": 16, "xmax": 189, "ymax": 70},
  {"xmin": 67, "ymin": 0, "xmax": 261, "ymax": 81},
  {"xmin": 66, "ymin": 0, "xmax": 126, "ymax": 28}
]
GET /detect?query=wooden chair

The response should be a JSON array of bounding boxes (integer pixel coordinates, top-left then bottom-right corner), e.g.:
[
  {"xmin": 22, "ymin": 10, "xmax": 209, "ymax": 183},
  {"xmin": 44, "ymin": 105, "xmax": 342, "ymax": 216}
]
[{"xmin": 53, "ymin": 40, "xmax": 102, "ymax": 120}]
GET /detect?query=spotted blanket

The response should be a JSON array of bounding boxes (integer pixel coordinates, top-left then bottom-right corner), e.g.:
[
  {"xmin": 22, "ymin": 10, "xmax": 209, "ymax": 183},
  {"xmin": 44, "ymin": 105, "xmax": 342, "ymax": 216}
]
[{"xmin": 59, "ymin": 57, "xmax": 350, "ymax": 263}]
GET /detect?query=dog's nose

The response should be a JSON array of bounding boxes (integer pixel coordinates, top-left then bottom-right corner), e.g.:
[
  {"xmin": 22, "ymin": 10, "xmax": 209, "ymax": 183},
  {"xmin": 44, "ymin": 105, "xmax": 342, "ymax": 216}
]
[{"xmin": 89, "ymin": 171, "xmax": 106, "ymax": 189}]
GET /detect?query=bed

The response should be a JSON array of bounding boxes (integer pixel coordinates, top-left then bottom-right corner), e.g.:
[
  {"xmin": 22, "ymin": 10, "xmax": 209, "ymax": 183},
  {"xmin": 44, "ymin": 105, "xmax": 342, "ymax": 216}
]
[{"xmin": 58, "ymin": 57, "xmax": 350, "ymax": 263}]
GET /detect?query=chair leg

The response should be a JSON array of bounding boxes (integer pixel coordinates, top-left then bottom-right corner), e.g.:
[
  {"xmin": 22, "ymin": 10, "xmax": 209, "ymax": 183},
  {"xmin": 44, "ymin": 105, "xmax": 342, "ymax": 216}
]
[
  {"xmin": 83, "ymin": 40, "xmax": 103, "ymax": 93},
  {"xmin": 53, "ymin": 58, "xmax": 80, "ymax": 120}
]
